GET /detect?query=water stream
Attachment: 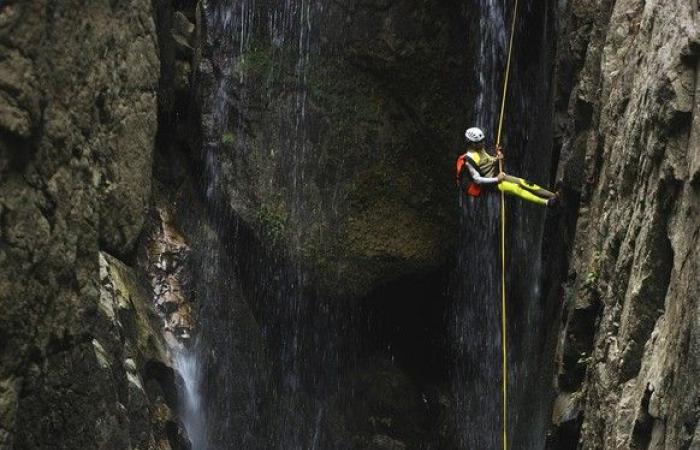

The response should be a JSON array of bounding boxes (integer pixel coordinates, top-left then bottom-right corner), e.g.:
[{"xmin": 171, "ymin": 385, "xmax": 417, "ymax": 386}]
[
  {"xmin": 173, "ymin": 0, "xmax": 556, "ymax": 448},
  {"xmin": 176, "ymin": 2, "xmax": 256, "ymax": 448},
  {"xmin": 451, "ymin": 0, "xmax": 555, "ymax": 448},
  {"xmin": 177, "ymin": 1, "xmax": 337, "ymax": 449},
  {"xmin": 176, "ymin": 348, "xmax": 205, "ymax": 450}
]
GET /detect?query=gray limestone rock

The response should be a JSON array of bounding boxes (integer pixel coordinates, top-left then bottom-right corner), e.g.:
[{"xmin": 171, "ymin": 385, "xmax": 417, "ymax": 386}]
[{"xmin": 548, "ymin": 0, "xmax": 700, "ymax": 448}]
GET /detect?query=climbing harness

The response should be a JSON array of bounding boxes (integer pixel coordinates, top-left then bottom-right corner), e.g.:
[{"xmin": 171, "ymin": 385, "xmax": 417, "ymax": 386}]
[{"xmin": 496, "ymin": 1, "xmax": 519, "ymax": 449}]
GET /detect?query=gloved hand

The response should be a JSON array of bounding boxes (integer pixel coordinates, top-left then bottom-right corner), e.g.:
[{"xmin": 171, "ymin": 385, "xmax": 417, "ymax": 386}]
[
  {"xmin": 496, "ymin": 145, "xmax": 504, "ymax": 160},
  {"xmin": 497, "ymin": 172, "xmax": 506, "ymax": 182}
]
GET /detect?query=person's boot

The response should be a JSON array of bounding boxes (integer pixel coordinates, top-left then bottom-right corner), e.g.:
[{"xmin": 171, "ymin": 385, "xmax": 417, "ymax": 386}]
[{"xmin": 547, "ymin": 182, "xmax": 564, "ymax": 208}]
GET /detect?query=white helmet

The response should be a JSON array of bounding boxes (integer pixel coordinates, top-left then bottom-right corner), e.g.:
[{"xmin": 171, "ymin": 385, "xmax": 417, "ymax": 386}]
[{"xmin": 465, "ymin": 127, "xmax": 485, "ymax": 143}]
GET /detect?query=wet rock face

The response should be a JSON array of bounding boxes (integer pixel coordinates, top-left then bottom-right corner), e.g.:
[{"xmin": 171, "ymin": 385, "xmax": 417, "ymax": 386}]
[
  {"xmin": 196, "ymin": 0, "xmax": 469, "ymax": 302},
  {"xmin": 548, "ymin": 0, "xmax": 699, "ymax": 448},
  {"xmin": 142, "ymin": 206, "xmax": 195, "ymax": 346},
  {"xmin": 98, "ymin": 253, "xmax": 189, "ymax": 450},
  {"xmin": 0, "ymin": 0, "xmax": 184, "ymax": 448}
]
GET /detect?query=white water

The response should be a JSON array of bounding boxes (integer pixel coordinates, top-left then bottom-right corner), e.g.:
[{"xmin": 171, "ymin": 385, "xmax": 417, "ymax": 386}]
[
  {"xmin": 453, "ymin": 1, "xmax": 555, "ymax": 448},
  {"xmin": 174, "ymin": 1, "xmax": 327, "ymax": 449},
  {"xmin": 176, "ymin": 347, "xmax": 206, "ymax": 449},
  {"xmin": 474, "ymin": 0, "xmax": 507, "ymax": 139}
]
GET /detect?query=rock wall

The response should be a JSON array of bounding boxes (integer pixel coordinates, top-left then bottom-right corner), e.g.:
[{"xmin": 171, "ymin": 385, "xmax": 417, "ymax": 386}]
[
  {"xmin": 0, "ymin": 1, "xmax": 186, "ymax": 448},
  {"xmin": 182, "ymin": 1, "xmax": 473, "ymax": 447},
  {"xmin": 547, "ymin": 0, "xmax": 699, "ymax": 448},
  {"xmin": 195, "ymin": 0, "xmax": 470, "ymax": 302}
]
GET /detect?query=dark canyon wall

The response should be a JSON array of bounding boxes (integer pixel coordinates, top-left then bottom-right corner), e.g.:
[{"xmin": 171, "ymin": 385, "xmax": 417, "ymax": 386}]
[
  {"xmin": 0, "ymin": 0, "xmax": 187, "ymax": 449},
  {"xmin": 185, "ymin": 1, "xmax": 472, "ymax": 448}
]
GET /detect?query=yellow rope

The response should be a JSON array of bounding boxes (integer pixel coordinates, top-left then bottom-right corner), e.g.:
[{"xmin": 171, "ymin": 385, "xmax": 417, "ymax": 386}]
[
  {"xmin": 496, "ymin": 1, "xmax": 518, "ymax": 449},
  {"xmin": 496, "ymin": 0, "xmax": 519, "ymax": 147}
]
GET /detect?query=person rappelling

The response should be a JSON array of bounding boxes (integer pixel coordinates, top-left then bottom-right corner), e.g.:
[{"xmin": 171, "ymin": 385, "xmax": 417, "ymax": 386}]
[{"xmin": 456, "ymin": 127, "xmax": 559, "ymax": 207}]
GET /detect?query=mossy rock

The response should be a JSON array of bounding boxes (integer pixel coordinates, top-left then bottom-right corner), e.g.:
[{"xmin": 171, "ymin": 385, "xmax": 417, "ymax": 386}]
[{"xmin": 209, "ymin": 1, "xmax": 466, "ymax": 302}]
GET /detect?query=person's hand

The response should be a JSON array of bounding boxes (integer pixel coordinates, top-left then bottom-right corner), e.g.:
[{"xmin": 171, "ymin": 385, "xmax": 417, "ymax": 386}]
[
  {"xmin": 496, "ymin": 145, "xmax": 504, "ymax": 160},
  {"xmin": 497, "ymin": 172, "xmax": 506, "ymax": 182}
]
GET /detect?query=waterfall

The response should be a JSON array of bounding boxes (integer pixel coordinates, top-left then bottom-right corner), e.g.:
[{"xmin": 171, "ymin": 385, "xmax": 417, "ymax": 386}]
[
  {"xmin": 175, "ymin": 2, "xmax": 258, "ymax": 449},
  {"xmin": 474, "ymin": 0, "xmax": 507, "ymax": 135},
  {"xmin": 451, "ymin": 0, "xmax": 555, "ymax": 448},
  {"xmin": 450, "ymin": 1, "xmax": 508, "ymax": 448},
  {"xmin": 176, "ymin": 347, "xmax": 205, "ymax": 450},
  {"xmin": 175, "ymin": 1, "xmax": 339, "ymax": 449},
  {"xmin": 171, "ymin": 0, "xmax": 556, "ymax": 448}
]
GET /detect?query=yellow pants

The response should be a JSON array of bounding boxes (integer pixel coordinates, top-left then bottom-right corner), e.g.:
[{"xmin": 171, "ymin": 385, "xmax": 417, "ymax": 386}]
[{"xmin": 497, "ymin": 175, "xmax": 555, "ymax": 206}]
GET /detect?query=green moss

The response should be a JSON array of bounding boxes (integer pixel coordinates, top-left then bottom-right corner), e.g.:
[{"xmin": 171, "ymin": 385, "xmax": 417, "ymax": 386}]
[
  {"xmin": 215, "ymin": 21, "xmax": 462, "ymax": 300},
  {"xmin": 221, "ymin": 132, "xmax": 236, "ymax": 147},
  {"xmin": 583, "ymin": 250, "xmax": 605, "ymax": 292},
  {"xmin": 236, "ymin": 44, "xmax": 303, "ymax": 87},
  {"xmin": 256, "ymin": 201, "xmax": 288, "ymax": 246}
]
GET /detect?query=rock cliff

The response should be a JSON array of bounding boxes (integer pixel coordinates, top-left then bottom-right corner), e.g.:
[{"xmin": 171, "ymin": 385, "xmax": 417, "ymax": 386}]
[
  {"xmin": 0, "ymin": 1, "xmax": 186, "ymax": 448},
  {"xmin": 194, "ymin": 0, "xmax": 469, "ymax": 302},
  {"xmin": 547, "ymin": 0, "xmax": 699, "ymax": 448}
]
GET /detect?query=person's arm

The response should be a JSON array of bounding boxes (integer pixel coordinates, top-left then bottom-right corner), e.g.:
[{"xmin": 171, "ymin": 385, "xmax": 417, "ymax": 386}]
[{"xmin": 467, "ymin": 163, "xmax": 500, "ymax": 185}]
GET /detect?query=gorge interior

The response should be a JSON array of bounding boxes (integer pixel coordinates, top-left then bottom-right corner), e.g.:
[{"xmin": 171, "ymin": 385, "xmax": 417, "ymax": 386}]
[
  {"xmin": 172, "ymin": 0, "xmax": 558, "ymax": 448},
  {"xmin": 2, "ymin": 0, "xmax": 697, "ymax": 449}
]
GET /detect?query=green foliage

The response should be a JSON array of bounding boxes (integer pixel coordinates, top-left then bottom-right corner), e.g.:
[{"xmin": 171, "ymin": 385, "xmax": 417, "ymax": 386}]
[
  {"xmin": 256, "ymin": 202, "xmax": 288, "ymax": 245},
  {"xmin": 583, "ymin": 250, "xmax": 605, "ymax": 292},
  {"xmin": 221, "ymin": 132, "xmax": 236, "ymax": 147},
  {"xmin": 235, "ymin": 44, "xmax": 299, "ymax": 86}
]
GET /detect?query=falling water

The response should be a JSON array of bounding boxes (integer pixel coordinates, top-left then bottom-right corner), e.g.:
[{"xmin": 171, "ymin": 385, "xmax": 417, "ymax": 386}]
[
  {"xmin": 251, "ymin": 3, "xmax": 344, "ymax": 448},
  {"xmin": 173, "ymin": 0, "xmax": 556, "ymax": 448},
  {"xmin": 473, "ymin": 0, "xmax": 507, "ymax": 134},
  {"xmin": 175, "ymin": 1, "xmax": 258, "ymax": 448},
  {"xmin": 176, "ymin": 1, "xmax": 339, "ymax": 449},
  {"xmin": 451, "ymin": 0, "xmax": 556, "ymax": 448},
  {"xmin": 450, "ymin": 0, "xmax": 508, "ymax": 448},
  {"xmin": 176, "ymin": 347, "xmax": 205, "ymax": 450}
]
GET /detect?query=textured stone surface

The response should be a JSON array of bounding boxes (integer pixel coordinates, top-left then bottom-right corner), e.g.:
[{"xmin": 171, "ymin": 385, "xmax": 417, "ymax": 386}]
[
  {"xmin": 141, "ymin": 204, "xmax": 194, "ymax": 345},
  {"xmin": 548, "ymin": 0, "xmax": 700, "ymax": 448},
  {"xmin": 196, "ymin": 0, "xmax": 468, "ymax": 302},
  {"xmin": 0, "ymin": 0, "xmax": 174, "ymax": 448},
  {"xmin": 98, "ymin": 252, "xmax": 188, "ymax": 450}
]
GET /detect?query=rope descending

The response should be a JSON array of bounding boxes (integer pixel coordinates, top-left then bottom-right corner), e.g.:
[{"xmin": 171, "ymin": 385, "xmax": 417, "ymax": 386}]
[{"xmin": 495, "ymin": 1, "xmax": 519, "ymax": 449}]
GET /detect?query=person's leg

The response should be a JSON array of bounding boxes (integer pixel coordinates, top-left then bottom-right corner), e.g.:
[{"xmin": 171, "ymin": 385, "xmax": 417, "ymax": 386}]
[
  {"xmin": 497, "ymin": 180, "xmax": 548, "ymax": 206},
  {"xmin": 504, "ymin": 175, "xmax": 556, "ymax": 198}
]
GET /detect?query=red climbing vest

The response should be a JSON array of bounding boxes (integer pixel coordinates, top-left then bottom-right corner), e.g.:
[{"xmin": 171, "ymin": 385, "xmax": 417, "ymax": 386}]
[{"xmin": 456, "ymin": 153, "xmax": 482, "ymax": 197}]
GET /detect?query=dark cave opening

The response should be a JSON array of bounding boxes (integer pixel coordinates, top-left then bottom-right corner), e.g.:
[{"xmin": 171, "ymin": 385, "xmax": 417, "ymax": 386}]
[
  {"xmin": 353, "ymin": 267, "xmax": 453, "ymax": 388},
  {"xmin": 218, "ymin": 217, "xmax": 457, "ymax": 445},
  {"xmin": 331, "ymin": 266, "xmax": 456, "ymax": 447},
  {"xmin": 231, "ymin": 216, "xmax": 455, "ymax": 393}
]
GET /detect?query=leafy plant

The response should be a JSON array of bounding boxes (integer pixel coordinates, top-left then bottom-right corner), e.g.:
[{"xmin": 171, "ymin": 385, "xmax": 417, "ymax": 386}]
[
  {"xmin": 221, "ymin": 132, "xmax": 236, "ymax": 147},
  {"xmin": 256, "ymin": 202, "xmax": 288, "ymax": 245},
  {"xmin": 582, "ymin": 250, "xmax": 605, "ymax": 291}
]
